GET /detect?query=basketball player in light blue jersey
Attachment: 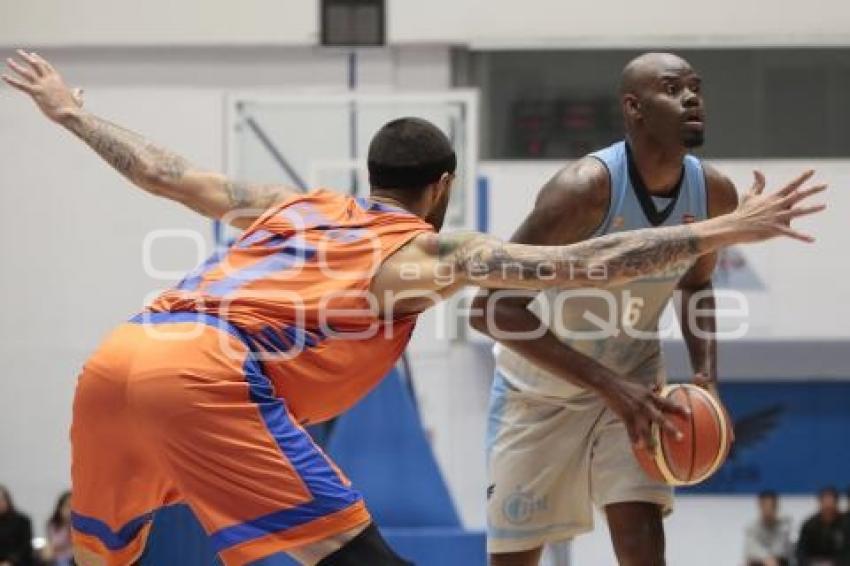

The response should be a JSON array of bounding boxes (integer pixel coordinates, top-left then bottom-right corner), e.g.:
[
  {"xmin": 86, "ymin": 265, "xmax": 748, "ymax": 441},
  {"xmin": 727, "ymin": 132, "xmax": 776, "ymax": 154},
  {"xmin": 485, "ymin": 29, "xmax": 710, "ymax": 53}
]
[{"xmin": 471, "ymin": 53, "xmax": 743, "ymax": 566}]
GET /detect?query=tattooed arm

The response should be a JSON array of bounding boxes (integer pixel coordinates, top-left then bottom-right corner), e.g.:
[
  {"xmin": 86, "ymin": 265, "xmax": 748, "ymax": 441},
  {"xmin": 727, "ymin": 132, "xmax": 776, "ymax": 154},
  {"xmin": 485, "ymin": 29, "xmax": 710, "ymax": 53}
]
[
  {"xmin": 374, "ymin": 168, "xmax": 823, "ymax": 301},
  {"xmin": 3, "ymin": 50, "xmax": 294, "ymax": 229},
  {"xmin": 60, "ymin": 112, "xmax": 291, "ymax": 228}
]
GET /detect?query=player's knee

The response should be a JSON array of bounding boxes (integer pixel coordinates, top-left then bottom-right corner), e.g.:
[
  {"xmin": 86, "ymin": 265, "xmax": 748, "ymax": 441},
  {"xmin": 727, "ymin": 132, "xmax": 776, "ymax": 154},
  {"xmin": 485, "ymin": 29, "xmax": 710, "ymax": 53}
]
[{"xmin": 317, "ymin": 523, "xmax": 412, "ymax": 566}]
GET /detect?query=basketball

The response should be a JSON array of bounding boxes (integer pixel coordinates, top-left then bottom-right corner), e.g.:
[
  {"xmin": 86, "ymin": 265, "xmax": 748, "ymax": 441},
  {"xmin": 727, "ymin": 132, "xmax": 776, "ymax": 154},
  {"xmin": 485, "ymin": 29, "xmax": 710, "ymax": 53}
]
[{"xmin": 634, "ymin": 384, "xmax": 734, "ymax": 486}]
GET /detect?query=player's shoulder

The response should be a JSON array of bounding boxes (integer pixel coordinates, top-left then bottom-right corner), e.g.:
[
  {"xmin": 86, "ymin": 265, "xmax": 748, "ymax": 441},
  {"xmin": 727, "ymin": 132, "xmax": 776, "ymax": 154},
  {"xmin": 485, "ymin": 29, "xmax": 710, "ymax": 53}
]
[
  {"xmin": 536, "ymin": 156, "xmax": 611, "ymax": 213},
  {"xmin": 700, "ymin": 161, "xmax": 739, "ymax": 216}
]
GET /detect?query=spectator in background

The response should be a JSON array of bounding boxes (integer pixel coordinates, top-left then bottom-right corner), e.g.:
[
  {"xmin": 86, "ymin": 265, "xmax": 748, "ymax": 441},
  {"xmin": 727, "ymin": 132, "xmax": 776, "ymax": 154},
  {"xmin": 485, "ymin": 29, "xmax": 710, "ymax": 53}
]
[
  {"xmin": 745, "ymin": 490, "xmax": 793, "ymax": 566},
  {"xmin": 797, "ymin": 487, "xmax": 845, "ymax": 566},
  {"xmin": 843, "ymin": 488, "xmax": 850, "ymax": 566},
  {"xmin": 0, "ymin": 485, "xmax": 33, "ymax": 566},
  {"xmin": 844, "ymin": 486, "xmax": 850, "ymax": 517},
  {"xmin": 41, "ymin": 492, "xmax": 72, "ymax": 566}
]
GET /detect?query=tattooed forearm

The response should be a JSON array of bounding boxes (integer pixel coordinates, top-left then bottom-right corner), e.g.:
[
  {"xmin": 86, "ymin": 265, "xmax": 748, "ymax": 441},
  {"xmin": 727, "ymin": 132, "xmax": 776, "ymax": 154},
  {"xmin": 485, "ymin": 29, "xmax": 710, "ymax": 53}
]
[
  {"xmin": 62, "ymin": 112, "xmax": 189, "ymax": 188},
  {"xmin": 59, "ymin": 111, "xmax": 288, "ymax": 225},
  {"xmin": 439, "ymin": 233, "xmax": 544, "ymax": 279},
  {"xmin": 442, "ymin": 224, "xmax": 704, "ymax": 288},
  {"xmin": 223, "ymin": 181, "xmax": 283, "ymax": 210}
]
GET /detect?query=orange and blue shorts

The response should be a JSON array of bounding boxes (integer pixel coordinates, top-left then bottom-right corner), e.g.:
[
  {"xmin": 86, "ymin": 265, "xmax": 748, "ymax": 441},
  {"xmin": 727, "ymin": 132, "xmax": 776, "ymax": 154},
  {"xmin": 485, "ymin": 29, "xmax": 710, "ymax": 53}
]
[{"xmin": 70, "ymin": 312, "xmax": 370, "ymax": 565}]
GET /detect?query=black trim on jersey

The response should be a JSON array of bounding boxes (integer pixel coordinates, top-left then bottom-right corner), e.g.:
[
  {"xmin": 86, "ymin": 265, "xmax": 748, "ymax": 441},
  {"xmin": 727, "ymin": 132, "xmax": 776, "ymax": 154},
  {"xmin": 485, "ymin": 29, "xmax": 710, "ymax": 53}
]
[{"xmin": 625, "ymin": 143, "xmax": 684, "ymax": 227}]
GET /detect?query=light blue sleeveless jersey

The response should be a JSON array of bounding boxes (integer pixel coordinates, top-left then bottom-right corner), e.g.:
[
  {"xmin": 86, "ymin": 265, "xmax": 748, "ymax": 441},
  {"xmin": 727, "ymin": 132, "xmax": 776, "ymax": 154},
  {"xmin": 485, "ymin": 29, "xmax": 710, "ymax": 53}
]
[{"xmin": 494, "ymin": 140, "xmax": 708, "ymax": 402}]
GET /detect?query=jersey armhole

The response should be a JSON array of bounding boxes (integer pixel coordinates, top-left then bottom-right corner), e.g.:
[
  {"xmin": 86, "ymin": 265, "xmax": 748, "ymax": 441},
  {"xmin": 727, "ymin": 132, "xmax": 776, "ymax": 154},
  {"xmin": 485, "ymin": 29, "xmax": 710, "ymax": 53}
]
[
  {"xmin": 694, "ymin": 158, "xmax": 710, "ymax": 220},
  {"xmin": 587, "ymin": 154, "xmax": 618, "ymax": 237}
]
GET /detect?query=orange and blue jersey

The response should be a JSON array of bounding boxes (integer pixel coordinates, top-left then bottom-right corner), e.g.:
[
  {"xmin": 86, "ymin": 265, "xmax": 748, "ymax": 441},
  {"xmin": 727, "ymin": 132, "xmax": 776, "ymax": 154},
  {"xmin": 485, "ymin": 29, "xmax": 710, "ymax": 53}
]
[
  {"xmin": 70, "ymin": 189, "xmax": 434, "ymax": 565},
  {"xmin": 150, "ymin": 188, "xmax": 433, "ymax": 423}
]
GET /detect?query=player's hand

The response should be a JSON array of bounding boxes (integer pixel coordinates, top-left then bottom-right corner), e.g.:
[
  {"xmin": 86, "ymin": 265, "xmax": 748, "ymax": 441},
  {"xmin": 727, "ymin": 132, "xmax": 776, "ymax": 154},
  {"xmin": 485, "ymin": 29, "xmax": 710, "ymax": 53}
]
[
  {"xmin": 729, "ymin": 169, "xmax": 826, "ymax": 244},
  {"xmin": 603, "ymin": 380, "xmax": 689, "ymax": 450},
  {"xmin": 3, "ymin": 49, "xmax": 84, "ymax": 122},
  {"xmin": 693, "ymin": 373, "xmax": 737, "ymax": 444},
  {"xmin": 692, "ymin": 372, "xmax": 719, "ymax": 400}
]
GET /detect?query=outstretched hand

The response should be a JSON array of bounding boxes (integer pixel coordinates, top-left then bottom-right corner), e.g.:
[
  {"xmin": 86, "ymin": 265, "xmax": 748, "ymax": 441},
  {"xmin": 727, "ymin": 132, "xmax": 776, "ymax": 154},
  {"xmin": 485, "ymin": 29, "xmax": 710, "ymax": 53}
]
[
  {"xmin": 3, "ymin": 49, "xmax": 84, "ymax": 122},
  {"xmin": 731, "ymin": 169, "xmax": 826, "ymax": 244}
]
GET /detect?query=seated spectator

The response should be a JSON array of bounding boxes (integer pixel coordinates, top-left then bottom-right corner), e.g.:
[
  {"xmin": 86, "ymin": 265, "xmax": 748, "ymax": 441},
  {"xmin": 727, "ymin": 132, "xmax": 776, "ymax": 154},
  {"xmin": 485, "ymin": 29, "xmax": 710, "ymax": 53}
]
[
  {"xmin": 843, "ymin": 488, "xmax": 850, "ymax": 566},
  {"xmin": 41, "ymin": 491, "xmax": 72, "ymax": 566},
  {"xmin": 797, "ymin": 487, "xmax": 845, "ymax": 566},
  {"xmin": 0, "ymin": 484, "xmax": 33, "ymax": 566},
  {"xmin": 844, "ymin": 486, "xmax": 850, "ymax": 518},
  {"xmin": 745, "ymin": 490, "xmax": 793, "ymax": 566}
]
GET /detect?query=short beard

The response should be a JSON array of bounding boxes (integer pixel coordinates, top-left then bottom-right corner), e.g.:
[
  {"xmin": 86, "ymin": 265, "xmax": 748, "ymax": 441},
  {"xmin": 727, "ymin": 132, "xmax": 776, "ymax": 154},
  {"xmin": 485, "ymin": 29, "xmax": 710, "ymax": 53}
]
[{"xmin": 683, "ymin": 131, "xmax": 705, "ymax": 148}]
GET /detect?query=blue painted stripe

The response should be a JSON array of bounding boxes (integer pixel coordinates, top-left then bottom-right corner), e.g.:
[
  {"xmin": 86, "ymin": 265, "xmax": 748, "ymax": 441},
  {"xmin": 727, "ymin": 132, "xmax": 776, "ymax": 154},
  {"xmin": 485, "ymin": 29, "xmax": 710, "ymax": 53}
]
[
  {"xmin": 205, "ymin": 240, "xmax": 317, "ymax": 297},
  {"xmin": 71, "ymin": 510, "xmax": 153, "ymax": 551},
  {"xmin": 476, "ymin": 176, "xmax": 490, "ymax": 233},
  {"xmin": 213, "ymin": 220, "xmax": 224, "ymax": 247}
]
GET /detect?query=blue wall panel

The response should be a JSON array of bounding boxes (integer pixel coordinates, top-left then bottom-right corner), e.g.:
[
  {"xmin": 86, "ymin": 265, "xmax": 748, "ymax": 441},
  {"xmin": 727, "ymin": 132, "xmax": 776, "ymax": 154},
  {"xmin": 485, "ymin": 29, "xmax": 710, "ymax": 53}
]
[{"xmin": 684, "ymin": 381, "xmax": 850, "ymax": 494}]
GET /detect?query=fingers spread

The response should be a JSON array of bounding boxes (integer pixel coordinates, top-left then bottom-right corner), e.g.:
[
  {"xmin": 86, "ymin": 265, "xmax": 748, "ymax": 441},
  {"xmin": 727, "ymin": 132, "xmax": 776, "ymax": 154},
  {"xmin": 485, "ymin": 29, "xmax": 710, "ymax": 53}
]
[
  {"xmin": 6, "ymin": 58, "xmax": 36, "ymax": 82},
  {"xmin": 775, "ymin": 224, "xmax": 815, "ymax": 243},
  {"xmin": 780, "ymin": 203, "xmax": 827, "ymax": 220},
  {"xmin": 778, "ymin": 169, "xmax": 815, "ymax": 197},
  {"xmin": 654, "ymin": 393, "xmax": 690, "ymax": 418},
  {"xmin": 16, "ymin": 49, "xmax": 45, "ymax": 76},
  {"xmin": 1, "ymin": 74, "xmax": 35, "ymax": 94},
  {"xmin": 786, "ymin": 184, "xmax": 827, "ymax": 206},
  {"xmin": 750, "ymin": 170, "xmax": 766, "ymax": 195},
  {"xmin": 649, "ymin": 404, "xmax": 683, "ymax": 442},
  {"xmin": 29, "ymin": 52, "xmax": 54, "ymax": 73}
]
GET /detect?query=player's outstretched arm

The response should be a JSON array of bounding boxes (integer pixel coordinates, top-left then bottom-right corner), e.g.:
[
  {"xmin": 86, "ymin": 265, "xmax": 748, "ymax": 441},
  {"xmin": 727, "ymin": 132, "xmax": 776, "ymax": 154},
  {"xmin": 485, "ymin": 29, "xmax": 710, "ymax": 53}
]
[
  {"xmin": 378, "ymin": 168, "xmax": 824, "ymax": 303},
  {"xmin": 441, "ymin": 170, "xmax": 823, "ymax": 291},
  {"xmin": 3, "ymin": 50, "xmax": 294, "ymax": 229}
]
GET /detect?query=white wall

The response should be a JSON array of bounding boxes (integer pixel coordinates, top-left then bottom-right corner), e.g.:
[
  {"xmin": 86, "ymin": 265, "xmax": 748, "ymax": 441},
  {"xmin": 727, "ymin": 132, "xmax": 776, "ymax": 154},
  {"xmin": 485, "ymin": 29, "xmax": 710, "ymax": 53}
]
[
  {"xmin": 0, "ymin": 44, "xmax": 451, "ymax": 534},
  {"xmin": 3, "ymin": 0, "xmax": 849, "ymax": 50},
  {"xmin": 392, "ymin": 0, "xmax": 850, "ymax": 48},
  {"xmin": 0, "ymin": 0, "xmax": 317, "ymax": 47}
]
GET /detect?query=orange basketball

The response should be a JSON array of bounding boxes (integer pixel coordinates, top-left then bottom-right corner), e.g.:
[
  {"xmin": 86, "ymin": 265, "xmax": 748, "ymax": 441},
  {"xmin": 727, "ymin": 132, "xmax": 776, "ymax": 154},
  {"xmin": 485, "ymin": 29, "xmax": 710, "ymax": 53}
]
[{"xmin": 633, "ymin": 383, "xmax": 734, "ymax": 486}]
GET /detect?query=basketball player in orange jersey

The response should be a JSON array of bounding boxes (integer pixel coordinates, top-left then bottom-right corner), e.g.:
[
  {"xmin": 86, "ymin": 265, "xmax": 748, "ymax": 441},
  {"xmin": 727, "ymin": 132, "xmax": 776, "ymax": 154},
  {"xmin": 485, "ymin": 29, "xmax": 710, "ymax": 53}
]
[
  {"xmin": 3, "ymin": 51, "xmax": 825, "ymax": 566},
  {"xmin": 470, "ymin": 53, "xmax": 758, "ymax": 566}
]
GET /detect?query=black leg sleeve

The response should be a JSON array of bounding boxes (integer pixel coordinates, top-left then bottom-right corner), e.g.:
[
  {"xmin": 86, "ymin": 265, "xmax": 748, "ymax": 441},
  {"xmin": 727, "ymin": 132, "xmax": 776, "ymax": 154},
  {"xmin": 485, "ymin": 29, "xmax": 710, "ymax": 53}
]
[{"xmin": 317, "ymin": 523, "xmax": 414, "ymax": 566}]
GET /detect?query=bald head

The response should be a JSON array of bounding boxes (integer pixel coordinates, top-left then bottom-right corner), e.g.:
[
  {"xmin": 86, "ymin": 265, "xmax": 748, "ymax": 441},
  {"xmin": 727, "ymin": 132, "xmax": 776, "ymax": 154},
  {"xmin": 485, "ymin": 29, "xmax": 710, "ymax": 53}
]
[
  {"xmin": 619, "ymin": 52, "xmax": 705, "ymax": 149},
  {"xmin": 620, "ymin": 52, "xmax": 694, "ymax": 96}
]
